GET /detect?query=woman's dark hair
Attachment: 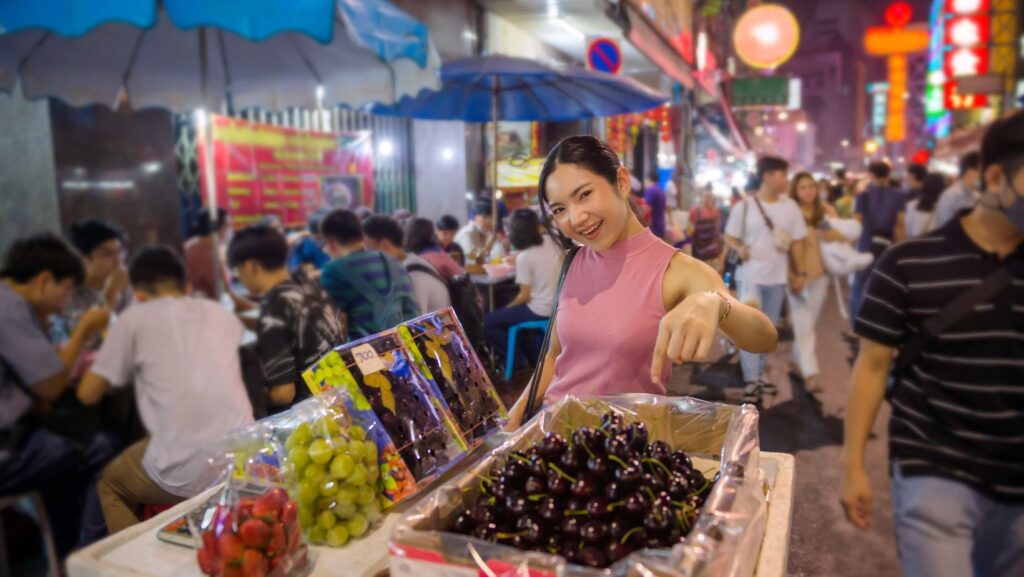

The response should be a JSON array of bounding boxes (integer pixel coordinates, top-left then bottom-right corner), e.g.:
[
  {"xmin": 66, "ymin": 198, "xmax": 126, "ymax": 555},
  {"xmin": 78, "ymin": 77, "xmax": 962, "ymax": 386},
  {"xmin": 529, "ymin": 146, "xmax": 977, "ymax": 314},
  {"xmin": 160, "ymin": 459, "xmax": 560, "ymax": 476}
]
[
  {"xmin": 436, "ymin": 215, "xmax": 460, "ymax": 232},
  {"xmin": 1, "ymin": 232, "xmax": 85, "ymax": 284},
  {"xmin": 508, "ymin": 209, "xmax": 544, "ymax": 251},
  {"xmin": 69, "ymin": 219, "xmax": 125, "ymax": 257},
  {"xmin": 405, "ymin": 218, "xmax": 440, "ymax": 254},
  {"xmin": 129, "ymin": 245, "xmax": 186, "ymax": 292},
  {"xmin": 789, "ymin": 172, "xmax": 824, "ymax": 226},
  {"xmin": 227, "ymin": 224, "xmax": 288, "ymax": 270},
  {"xmin": 916, "ymin": 173, "xmax": 946, "ymax": 213},
  {"xmin": 320, "ymin": 209, "xmax": 364, "ymax": 245},
  {"xmin": 308, "ymin": 209, "xmax": 330, "ymax": 235},
  {"xmin": 538, "ymin": 135, "xmax": 622, "ymax": 249}
]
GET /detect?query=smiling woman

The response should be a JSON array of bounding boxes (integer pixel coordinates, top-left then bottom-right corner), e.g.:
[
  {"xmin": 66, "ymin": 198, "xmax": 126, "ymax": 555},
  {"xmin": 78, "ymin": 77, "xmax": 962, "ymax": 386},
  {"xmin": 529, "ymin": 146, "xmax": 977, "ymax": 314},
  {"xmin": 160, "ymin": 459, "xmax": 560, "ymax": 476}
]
[{"xmin": 506, "ymin": 136, "xmax": 778, "ymax": 426}]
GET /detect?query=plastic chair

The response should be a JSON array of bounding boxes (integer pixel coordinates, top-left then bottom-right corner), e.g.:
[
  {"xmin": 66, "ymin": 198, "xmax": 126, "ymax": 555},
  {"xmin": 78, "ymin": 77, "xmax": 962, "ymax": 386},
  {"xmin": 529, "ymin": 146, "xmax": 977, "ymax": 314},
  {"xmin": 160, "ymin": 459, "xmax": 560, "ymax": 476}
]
[
  {"xmin": 0, "ymin": 492, "xmax": 61, "ymax": 577},
  {"xmin": 504, "ymin": 319, "xmax": 549, "ymax": 381}
]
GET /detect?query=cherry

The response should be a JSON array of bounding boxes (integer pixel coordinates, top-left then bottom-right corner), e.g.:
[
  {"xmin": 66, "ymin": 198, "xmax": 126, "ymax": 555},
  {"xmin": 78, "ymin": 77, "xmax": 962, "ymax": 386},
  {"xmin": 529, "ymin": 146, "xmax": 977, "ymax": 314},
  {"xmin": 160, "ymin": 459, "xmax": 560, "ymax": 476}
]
[
  {"xmin": 504, "ymin": 491, "xmax": 531, "ymax": 516},
  {"xmin": 537, "ymin": 497, "xmax": 563, "ymax": 522},
  {"xmin": 524, "ymin": 475, "xmax": 546, "ymax": 494},
  {"xmin": 472, "ymin": 522, "xmax": 497, "ymax": 541},
  {"xmin": 452, "ymin": 510, "xmax": 475, "ymax": 533},
  {"xmin": 579, "ymin": 520, "xmax": 608, "ymax": 543},
  {"xmin": 571, "ymin": 473, "xmax": 597, "ymax": 497},
  {"xmin": 578, "ymin": 546, "xmax": 607, "ymax": 568}
]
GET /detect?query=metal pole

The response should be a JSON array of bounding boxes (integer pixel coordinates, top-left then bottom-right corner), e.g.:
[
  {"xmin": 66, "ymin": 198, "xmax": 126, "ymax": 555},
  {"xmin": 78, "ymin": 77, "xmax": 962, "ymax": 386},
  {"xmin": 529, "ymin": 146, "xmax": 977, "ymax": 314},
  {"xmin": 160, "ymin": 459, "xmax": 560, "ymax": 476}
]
[{"xmin": 491, "ymin": 84, "xmax": 499, "ymax": 227}]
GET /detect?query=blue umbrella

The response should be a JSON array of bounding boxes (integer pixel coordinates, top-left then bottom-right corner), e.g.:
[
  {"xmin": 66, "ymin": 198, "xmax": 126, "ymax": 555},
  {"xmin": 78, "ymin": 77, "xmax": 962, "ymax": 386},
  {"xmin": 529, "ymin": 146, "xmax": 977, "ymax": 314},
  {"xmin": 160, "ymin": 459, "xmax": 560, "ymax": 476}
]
[
  {"xmin": 376, "ymin": 55, "xmax": 666, "ymax": 122},
  {"xmin": 375, "ymin": 55, "xmax": 667, "ymax": 221},
  {"xmin": 0, "ymin": 0, "xmax": 439, "ymax": 111}
]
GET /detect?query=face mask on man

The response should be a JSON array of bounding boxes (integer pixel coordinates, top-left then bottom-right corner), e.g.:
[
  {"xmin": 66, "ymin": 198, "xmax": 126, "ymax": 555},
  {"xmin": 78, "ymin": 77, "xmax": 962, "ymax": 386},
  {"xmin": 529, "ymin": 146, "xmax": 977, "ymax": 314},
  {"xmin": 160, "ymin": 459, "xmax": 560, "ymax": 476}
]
[{"xmin": 992, "ymin": 170, "xmax": 1024, "ymax": 234}]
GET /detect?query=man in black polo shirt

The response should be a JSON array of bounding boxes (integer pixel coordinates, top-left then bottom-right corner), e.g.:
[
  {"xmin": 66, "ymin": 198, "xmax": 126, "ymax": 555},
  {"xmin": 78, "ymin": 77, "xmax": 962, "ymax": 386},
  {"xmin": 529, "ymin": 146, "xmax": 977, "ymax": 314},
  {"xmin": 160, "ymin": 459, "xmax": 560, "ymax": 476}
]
[{"xmin": 841, "ymin": 111, "xmax": 1024, "ymax": 577}]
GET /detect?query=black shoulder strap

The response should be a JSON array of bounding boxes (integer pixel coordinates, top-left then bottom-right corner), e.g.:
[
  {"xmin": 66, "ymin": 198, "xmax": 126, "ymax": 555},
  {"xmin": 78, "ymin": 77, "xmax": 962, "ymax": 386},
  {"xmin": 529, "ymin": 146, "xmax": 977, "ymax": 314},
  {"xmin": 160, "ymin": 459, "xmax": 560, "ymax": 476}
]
[
  {"xmin": 895, "ymin": 262, "xmax": 1019, "ymax": 378},
  {"xmin": 751, "ymin": 195, "xmax": 774, "ymax": 230},
  {"xmin": 522, "ymin": 245, "xmax": 582, "ymax": 421}
]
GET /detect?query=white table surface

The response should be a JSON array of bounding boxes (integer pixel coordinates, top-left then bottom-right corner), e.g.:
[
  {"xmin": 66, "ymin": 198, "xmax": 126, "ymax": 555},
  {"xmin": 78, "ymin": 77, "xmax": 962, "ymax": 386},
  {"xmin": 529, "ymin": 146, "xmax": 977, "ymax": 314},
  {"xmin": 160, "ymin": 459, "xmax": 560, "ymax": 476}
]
[{"xmin": 68, "ymin": 452, "xmax": 794, "ymax": 577}]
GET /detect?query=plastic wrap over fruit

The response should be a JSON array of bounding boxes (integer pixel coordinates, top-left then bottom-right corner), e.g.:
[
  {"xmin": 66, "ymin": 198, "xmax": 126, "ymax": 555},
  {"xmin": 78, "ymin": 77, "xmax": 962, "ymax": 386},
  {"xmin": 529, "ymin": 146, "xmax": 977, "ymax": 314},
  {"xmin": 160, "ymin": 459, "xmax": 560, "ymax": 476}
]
[
  {"xmin": 400, "ymin": 308, "xmax": 508, "ymax": 445},
  {"xmin": 389, "ymin": 395, "xmax": 767, "ymax": 577},
  {"xmin": 302, "ymin": 330, "xmax": 470, "ymax": 488},
  {"xmin": 209, "ymin": 388, "xmax": 413, "ymax": 550},
  {"xmin": 188, "ymin": 482, "xmax": 310, "ymax": 577}
]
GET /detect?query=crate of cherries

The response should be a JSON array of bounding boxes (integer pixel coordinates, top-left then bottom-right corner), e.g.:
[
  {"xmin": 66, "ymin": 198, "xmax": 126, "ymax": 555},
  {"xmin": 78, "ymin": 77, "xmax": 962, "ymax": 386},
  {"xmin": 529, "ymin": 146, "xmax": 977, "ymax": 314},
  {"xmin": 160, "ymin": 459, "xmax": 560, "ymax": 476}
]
[{"xmin": 446, "ymin": 411, "xmax": 716, "ymax": 569}]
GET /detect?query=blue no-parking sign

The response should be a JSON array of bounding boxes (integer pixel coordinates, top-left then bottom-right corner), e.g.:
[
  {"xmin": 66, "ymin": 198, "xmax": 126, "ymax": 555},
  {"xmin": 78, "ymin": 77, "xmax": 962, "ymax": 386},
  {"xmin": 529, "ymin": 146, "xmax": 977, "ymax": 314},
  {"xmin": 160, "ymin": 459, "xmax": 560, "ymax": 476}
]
[{"xmin": 587, "ymin": 37, "xmax": 622, "ymax": 75}]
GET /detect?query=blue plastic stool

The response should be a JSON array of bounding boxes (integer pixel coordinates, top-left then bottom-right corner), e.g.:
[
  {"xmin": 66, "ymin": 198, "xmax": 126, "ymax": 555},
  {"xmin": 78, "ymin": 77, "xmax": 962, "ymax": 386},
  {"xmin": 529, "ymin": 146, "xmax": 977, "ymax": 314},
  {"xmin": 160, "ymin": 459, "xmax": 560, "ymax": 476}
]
[{"xmin": 504, "ymin": 319, "xmax": 549, "ymax": 380}]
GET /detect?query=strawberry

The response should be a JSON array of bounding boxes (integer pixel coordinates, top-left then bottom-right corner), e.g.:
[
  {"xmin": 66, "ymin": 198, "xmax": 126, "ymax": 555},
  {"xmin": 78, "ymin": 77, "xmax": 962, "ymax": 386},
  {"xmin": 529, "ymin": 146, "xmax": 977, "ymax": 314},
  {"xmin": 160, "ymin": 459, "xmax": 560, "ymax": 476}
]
[
  {"xmin": 218, "ymin": 558, "xmax": 243, "ymax": 577},
  {"xmin": 238, "ymin": 519, "xmax": 270, "ymax": 548},
  {"xmin": 241, "ymin": 549, "xmax": 268, "ymax": 577},
  {"xmin": 266, "ymin": 523, "xmax": 286, "ymax": 557},
  {"xmin": 280, "ymin": 500, "xmax": 297, "ymax": 527},
  {"xmin": 286, "ymin": 522, "xmax": 302, "ymax": 553},
  {"xmin": 201, "ymin": 530, "xmax": 218, "ymax": 554},
  {"xmin": 252, "ymin": 496, "xmax": 280, "ymax": 523},
  {"xmin": 197, "ymin": 546, "xmax": 217, "ymax": 575},
  {"xmin": 218, "ymin": 533, "xmax": 244, "ymax": 563},
  {"xmin": 265, "ymin": 488, "xmax": 288, "ymax": 510}
]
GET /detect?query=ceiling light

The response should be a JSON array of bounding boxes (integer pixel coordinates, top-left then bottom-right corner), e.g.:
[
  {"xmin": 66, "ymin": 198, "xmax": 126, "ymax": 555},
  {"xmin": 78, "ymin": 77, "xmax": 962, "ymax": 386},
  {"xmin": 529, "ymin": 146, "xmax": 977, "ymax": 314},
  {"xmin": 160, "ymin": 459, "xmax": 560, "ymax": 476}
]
[{"xmin": 378, "ymin": 139, "xmax": 394, "ymax": 157}]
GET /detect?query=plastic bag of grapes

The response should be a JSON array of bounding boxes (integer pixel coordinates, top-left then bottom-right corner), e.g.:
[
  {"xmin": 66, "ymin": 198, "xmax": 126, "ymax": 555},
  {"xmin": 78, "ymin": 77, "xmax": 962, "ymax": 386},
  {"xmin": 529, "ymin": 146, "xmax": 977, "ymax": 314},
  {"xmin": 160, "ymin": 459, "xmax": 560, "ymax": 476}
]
[
  {"xmin": 399, "ymin": 308, "xmax": 508, "ymax": 446},
  {"xmin": 302, "ymin": 331, "xmax": 469, "ymax": 492},
  {"xmin": 389, "ymin": 395, "xmax": 768, "ymax": 577}
]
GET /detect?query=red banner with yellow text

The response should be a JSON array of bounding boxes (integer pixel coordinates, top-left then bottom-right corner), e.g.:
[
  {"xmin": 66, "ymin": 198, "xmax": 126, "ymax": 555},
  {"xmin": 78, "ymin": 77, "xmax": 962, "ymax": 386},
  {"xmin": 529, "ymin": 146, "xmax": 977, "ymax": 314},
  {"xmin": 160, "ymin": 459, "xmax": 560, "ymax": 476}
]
[{"xmin": 198, "ymin": 115, "xmax": 375, "ymax": 228}]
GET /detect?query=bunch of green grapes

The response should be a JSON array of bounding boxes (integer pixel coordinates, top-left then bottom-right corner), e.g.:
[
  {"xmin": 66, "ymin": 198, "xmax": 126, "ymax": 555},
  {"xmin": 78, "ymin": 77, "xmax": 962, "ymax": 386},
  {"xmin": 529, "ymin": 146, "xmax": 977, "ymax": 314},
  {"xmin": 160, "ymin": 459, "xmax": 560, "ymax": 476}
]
[{"xmin": 284, "ymin": 417, "xmax": 384, "ymax": 547}]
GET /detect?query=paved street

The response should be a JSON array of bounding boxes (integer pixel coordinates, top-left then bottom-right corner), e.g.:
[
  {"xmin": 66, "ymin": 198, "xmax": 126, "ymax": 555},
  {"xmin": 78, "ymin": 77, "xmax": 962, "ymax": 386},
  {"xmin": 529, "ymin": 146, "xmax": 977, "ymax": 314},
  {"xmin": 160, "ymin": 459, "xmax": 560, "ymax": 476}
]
[{"xmin": 667, "ymin": 283, "xmax": 901, "ymax": 576}]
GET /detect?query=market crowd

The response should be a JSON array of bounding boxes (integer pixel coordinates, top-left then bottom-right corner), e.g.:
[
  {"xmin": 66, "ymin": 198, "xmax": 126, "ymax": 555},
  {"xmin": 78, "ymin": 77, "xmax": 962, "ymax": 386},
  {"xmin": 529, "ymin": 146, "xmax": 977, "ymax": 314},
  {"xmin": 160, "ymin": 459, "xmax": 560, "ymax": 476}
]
[{"xmin": 2, "ymin": 111, "xmax": 1023, "ymax": 577}]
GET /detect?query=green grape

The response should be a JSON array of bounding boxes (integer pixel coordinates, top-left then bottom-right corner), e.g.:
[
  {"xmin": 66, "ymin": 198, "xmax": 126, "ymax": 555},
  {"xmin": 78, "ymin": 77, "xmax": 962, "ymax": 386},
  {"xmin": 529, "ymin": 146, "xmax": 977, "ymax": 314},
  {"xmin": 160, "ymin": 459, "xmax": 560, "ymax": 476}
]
[
  {"xmin": 346, "ymin": 441, "xmax": 366, "ymax": 462},
  {"xmin": 320, "ymin": 478, "xmax": 339, "ymax": 496},
  {"xmin": 304, "ymin": 463, "xmax": 327, "ymax": 484},
  {"xmin": 297, "ymin": 479, "xmax": 320, "ymax": 504},
  {"xmin": 287, "ymin": 423, "xmax": 313, "ymax": 450},
  {"xmin": 361, "ymin": 441, "xmax": 378, "ymax": 466},
  {"xmin": 317, "ymin": 510, "xmax": 338, "ymax": 530},
  {"xmin": 332, "ymin": 501, "xmax": 357, "ymax": 519},
  {"xmin": 348, "ymin": 425, "xmax": 366, "ymax": 441},
  {"xmin": 288, "ymin": 446, "xmax": 311, "ymax": 471},
  {"xmin": 329, "ymin": 454, "xmax": 355, "ymax": 480},
  {"xmin": 308, "ymin": 526, "xmax": 326, "ymax": 544},
  {"xmin": 308, "ymin": 439, "xmax": 333, "ymax": 465},
  {"xmin": 355, "ymin": 484, "xmax": 374, "ymax": 507},
  {"xmin": 315, "ymin": 416, "xmax": 341, "ymax": 437},
  {"xmin": 298, "ymin": 504, "xmax": 315, "ymax": 528},
  {"xmin": 346, "ymin": 464, "xmax": 368, "ymax": 487},
  {"xmin": 366, "ymin": 462, "xmax": 380, "ymax": 484},
  {"xmin": 347, "ymin": 513, "xmax": 369, "ymax": 538},
  {"xmin": 361, "ymin": 502, "xmax": 381, "ymax": 524},
  {"xmin": 326, "ymin": 524, "xmax": 350, "ymax": 547},
  {"xmin": 377, "ymin": 495, "xmax": 392, "ymax": 512},
  {"xmin": 336, "ymin": 485, "xmax": 358, "ymax": 506},
  {"xmin": 330, "ymin": 437, "xmax": 350, "ymax": 455}
]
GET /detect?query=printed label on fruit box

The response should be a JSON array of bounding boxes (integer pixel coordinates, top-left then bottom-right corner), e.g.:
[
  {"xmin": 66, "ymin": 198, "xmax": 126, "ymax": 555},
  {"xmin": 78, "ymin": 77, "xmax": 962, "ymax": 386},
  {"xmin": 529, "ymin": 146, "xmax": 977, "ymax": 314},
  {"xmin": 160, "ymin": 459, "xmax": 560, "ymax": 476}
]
[
  {"xmin": 390, "ymin": 545, "xmax": 557, "ymax": 577},
  {"xmin": 352, "ymin": 343, "xmax": 384, "ymax": 375}
]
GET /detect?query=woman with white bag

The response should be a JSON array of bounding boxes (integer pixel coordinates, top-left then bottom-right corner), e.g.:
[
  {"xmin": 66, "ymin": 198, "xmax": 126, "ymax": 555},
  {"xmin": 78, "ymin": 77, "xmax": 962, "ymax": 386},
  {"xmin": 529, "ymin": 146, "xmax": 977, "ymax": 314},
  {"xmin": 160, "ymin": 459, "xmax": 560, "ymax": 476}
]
[{"xmin": 787, "ymin": 172, "xmax": 852, "ymax": 393}]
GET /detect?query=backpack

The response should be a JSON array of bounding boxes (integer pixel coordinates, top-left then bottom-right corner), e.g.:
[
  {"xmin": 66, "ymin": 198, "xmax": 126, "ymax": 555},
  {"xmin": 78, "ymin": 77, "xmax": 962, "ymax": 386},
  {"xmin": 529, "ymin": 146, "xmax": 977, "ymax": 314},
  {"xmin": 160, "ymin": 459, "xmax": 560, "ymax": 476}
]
[
  {"xmin": 332, "ymin": 253, "xmax": 417, "ymax": 336},
  {"xmin": 405, "ymin": 262, "xmax": 487, "ymax": 352}
]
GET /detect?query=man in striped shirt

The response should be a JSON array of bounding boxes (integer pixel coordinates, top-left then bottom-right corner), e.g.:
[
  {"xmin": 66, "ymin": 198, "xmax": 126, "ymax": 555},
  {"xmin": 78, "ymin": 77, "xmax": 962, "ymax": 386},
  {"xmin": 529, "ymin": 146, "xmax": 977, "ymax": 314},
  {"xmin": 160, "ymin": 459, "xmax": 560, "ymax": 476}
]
[
  {"xmin": 319, "ymin": 209, "xmax": 418, "ymax": 340},
  {"xmin": 841, "ymin": 111, "xmax": 1024, "ymax": 577}
]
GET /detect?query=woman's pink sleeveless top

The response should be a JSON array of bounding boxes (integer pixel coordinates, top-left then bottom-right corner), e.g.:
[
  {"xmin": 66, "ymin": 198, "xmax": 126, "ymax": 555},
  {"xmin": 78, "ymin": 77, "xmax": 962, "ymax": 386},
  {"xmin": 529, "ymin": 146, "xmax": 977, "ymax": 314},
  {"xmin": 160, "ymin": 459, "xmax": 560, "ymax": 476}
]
[{"xmin": 545, "ymin": 229, "xmax": 677, "ymax": 403}]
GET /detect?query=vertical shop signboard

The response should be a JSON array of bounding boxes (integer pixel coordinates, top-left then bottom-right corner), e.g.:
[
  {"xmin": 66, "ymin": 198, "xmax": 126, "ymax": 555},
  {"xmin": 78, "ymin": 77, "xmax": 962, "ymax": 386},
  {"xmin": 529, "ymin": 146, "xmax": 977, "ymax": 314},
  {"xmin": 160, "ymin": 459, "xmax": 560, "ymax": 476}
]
[{"xmin": 198, "ymin": 115, "xmax": 376, "ymax": 228}]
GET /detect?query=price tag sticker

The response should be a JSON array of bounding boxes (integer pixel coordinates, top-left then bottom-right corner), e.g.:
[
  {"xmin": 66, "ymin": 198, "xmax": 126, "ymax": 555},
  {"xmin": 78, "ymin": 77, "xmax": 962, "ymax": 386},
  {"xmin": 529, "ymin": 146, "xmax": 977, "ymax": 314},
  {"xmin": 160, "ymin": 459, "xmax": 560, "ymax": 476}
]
[{"xmin": 352, "ymin": 343, "xmax": 384, "ymax": 376}]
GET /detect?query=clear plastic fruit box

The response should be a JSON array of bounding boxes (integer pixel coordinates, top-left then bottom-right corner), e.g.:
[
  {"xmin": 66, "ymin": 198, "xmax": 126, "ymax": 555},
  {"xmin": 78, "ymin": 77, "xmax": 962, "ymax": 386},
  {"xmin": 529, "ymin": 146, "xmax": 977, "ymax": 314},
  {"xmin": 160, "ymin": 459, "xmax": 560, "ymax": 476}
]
[
  {"xmin": 389, "ymin": 395, "xmax": 783, "ymax": 577},
  {"xmin": 302, "ymin": 330, "xmax": 470, "ymax": 491},
  {"xmin": 399, "ymin": 308, "xmax": 508, "ymax": 446}
]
